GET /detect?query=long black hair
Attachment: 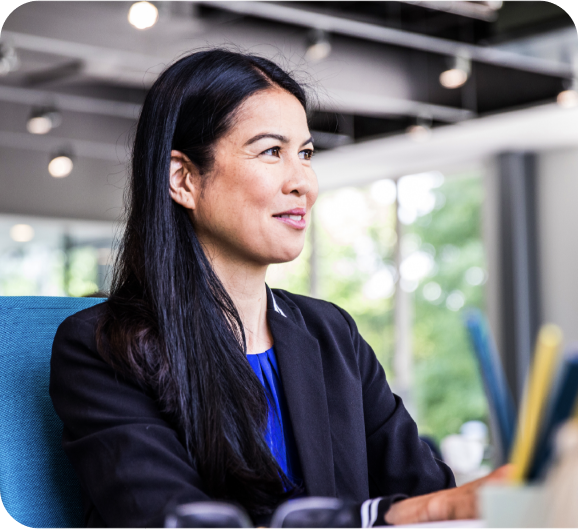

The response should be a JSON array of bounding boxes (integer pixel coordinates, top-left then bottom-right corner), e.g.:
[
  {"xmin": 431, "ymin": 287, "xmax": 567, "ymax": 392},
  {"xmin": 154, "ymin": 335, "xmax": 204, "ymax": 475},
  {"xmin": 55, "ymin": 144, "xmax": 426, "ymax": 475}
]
[{"xmin": 98, "ymin": 49, "xmax": 307, "ymax": 516}]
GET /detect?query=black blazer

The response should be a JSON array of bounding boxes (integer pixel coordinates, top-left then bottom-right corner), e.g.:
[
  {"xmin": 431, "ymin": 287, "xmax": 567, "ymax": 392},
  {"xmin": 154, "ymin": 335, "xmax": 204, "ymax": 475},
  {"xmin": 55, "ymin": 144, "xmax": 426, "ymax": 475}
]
[{"xmin": 50, "ymin": 288, "xmax": 455, "ymax": 527}]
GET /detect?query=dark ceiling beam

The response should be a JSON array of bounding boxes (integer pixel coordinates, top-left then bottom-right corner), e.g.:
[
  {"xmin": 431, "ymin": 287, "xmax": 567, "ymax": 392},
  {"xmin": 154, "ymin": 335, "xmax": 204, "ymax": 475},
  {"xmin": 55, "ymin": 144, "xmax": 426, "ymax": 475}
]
[
  {"xmin": 0, "ymin": 82, "xmax": 474, "ymax": 124},
  {"xmin": 204, "ymin": 1, "xmax": 573, "ymax": 78},
  {"xmin": 25, "ymin": 59, "xmax": 84, "ymax": 87},
  {"xmin": 0, "ymin": 85, "xmax": 140, "ymax": 120},
  {"xmin": 0, "ymin": 130, "xmax": 127, "ymax": 162}
]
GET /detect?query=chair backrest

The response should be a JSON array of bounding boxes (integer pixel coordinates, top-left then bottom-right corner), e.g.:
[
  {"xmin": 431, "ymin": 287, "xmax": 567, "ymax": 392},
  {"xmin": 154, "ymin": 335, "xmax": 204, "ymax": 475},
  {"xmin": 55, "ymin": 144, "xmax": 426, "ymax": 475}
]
[{"xmin": 0, "ymin": 296, "xmax": 105, "ymax": 528}]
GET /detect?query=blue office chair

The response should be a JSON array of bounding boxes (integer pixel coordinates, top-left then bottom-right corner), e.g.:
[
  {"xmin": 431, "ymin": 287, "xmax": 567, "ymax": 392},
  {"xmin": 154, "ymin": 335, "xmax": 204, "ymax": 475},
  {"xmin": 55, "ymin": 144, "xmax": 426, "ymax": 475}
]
[{"xmin": 0, "ymin": 296, "xmax": 105, "ymax": 528}]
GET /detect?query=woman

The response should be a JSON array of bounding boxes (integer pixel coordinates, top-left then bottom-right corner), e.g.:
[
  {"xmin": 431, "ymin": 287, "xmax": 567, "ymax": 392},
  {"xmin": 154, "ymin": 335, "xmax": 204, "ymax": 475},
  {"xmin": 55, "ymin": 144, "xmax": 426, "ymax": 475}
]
[{"xmin": 50, "ymin": 49, "xmax": 506, "ymax": 528}]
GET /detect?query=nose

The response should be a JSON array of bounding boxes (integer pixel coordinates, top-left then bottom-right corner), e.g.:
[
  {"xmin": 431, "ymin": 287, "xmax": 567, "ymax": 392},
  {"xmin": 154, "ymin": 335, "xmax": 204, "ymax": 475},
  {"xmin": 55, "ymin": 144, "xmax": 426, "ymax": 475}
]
[{"xmin": 282, "ymin": 156, "xmax": 314, "ymax": 197}]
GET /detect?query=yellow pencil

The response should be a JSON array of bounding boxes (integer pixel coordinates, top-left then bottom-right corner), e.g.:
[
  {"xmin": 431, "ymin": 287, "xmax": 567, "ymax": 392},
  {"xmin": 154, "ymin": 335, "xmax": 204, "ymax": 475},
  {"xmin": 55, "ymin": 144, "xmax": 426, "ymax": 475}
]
[{"xmin": 509, "ymin": 324, "xmax": 563, "ymax": 483}]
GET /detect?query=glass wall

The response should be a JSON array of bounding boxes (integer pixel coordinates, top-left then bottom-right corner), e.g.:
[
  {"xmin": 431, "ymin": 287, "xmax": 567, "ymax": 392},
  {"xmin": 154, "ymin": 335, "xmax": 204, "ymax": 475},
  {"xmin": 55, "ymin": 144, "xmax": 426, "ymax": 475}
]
[
  {"xmin": 403, "ymin": 171, "xmax": 488, "ymax": 442},
  {"xmin": 0, "ymin": 214, "xmax": 115, "ymax": 297}
]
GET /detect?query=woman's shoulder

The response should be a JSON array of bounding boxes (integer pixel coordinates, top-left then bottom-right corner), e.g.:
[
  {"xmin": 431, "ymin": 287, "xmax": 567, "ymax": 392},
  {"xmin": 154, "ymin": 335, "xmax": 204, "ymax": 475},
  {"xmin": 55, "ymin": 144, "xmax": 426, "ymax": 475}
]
[
  {"xmin": 55, "ymin": 300, "xmax": 107, "ymax": 338},
  {"xmin": 51, "ymin": 301, "xmax": 109, "ymax": 366},
  {"xmin": 66, "ymin": 299, "xmax": 108, "ymax": 324}
]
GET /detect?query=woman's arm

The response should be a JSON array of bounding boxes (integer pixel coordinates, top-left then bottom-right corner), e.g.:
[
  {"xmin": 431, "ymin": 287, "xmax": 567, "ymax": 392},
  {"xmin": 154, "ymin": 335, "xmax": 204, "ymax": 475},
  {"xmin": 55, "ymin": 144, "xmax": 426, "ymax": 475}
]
[
  {"xmin": 335, "ymin": 304, "xmax": 510, "ymax": 525},
  {"xmin": 333, "ymin": 305, "xmax": 455, "ymax": 498},
  {"xmin": 384, "ymin": 464, "xmax": 511, "ymax": 524},
  {"xmin": 50, "ymin": 311, "xmax": 210, "ymax": 528}
]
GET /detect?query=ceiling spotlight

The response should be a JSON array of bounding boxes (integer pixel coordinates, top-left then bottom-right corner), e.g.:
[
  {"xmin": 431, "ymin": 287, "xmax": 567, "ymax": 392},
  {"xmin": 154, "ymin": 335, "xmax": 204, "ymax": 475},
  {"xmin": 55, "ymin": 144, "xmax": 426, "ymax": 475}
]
[
  {"xmin": 557, "ymin": 89, "xmax": 578, "ymax": 108},
  {"xmin": 406, "ymin": 124, "xmax": 432, "ymax": 142},
  {"xmin": 128, "ymin": 1, "xmax": 159, "ymax": 30},
  {"xmin": 10, "ymin": 224, "xmax": 34, "ymax": 243},
  {"xmin": 48, "ymin": 151, "xmax": 74, "ymax": 178},
  {"xmin": 305, "ymin": 29, "xmax": 332, "ymax": 62},
  {"xmin": 407, "ymin": 114, "xmax": 432, "ymax": 142},
  {"xmin": 440, "ymin": 54, "xmax": 471, "ymax": 89},
  {"xmin": 0, "ymin": 41, "xmax": 19, "ymax": 76},
  {"xmin": 26, "ymin": 107, "xmax": 62, "ymax": 135},
  {"xmin": 557, "ymin": 78, "xmax": 578, "ymax": 108}
]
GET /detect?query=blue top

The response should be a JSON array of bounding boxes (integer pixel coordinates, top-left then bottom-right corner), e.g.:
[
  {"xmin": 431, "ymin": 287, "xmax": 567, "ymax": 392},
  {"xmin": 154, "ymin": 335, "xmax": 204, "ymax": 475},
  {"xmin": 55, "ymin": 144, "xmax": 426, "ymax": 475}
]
[{"xmin": 246, "ymin": 347, "xmax": 302, "ymax": 485}]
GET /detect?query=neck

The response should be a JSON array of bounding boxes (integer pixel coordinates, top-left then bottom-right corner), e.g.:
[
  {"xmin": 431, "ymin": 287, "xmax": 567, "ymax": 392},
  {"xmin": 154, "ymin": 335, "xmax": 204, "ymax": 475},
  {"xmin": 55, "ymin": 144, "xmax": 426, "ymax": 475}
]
[{"xmin": 206, "ymin": 248, "xmax": 273, "ymax": 356}]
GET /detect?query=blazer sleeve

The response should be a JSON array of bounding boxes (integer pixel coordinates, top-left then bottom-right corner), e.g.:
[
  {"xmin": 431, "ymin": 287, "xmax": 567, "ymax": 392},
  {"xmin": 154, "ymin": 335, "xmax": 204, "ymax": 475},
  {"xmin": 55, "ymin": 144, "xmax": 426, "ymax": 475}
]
[
  {"xmin": 49, "ymin": 313, "xmax": 210, "ymax": 528},
  {"xmin": 333, "ymin": 305, "xmax": 455, "ymax": 502}
]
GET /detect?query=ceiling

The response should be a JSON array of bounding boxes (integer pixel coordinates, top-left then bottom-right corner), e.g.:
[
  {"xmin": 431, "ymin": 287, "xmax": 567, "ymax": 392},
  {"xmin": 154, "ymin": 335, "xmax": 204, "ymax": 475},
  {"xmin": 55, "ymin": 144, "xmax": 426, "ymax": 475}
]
[{"xmin": 0, "ymin": 1, "xmax": 576, "ymax": 220}]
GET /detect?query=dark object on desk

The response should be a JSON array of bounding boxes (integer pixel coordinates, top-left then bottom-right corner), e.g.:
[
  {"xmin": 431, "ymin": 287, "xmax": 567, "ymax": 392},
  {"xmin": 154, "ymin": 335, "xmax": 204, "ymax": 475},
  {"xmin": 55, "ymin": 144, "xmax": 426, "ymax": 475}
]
[
  {"xmin": 270, "ymin": 497, "xmax": 360, "ymax": 528},
  {"xmin": 165, "ymin": 501, "xmax": 253, "ymax": 528},
  {"xmin": 464, "ymin": 309, "xmax": 516, "ymax": 464}
]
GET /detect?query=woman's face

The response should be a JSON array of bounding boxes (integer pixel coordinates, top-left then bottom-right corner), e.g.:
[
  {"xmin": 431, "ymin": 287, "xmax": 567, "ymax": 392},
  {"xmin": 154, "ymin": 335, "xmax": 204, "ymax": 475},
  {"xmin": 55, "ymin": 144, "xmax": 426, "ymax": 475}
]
[{"xmin": 189, "ymin": 88, "xmax": 318, "ymax": 267}]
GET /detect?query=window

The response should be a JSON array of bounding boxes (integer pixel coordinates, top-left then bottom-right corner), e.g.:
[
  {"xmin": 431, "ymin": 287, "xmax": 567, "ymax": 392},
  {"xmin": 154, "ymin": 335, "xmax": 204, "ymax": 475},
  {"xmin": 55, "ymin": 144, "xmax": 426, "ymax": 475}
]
[
  {"xmin": 0, "ymin": 214, "xmax": 115, "ymax": 297},
  {"xmin": 403, "ymin": 171, "xmax": 488, "ymax": 441}
]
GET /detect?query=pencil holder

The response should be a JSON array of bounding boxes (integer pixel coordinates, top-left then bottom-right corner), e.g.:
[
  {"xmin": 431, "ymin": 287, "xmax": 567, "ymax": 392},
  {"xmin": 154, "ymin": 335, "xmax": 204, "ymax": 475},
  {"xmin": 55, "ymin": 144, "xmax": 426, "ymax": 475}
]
[{"xmin": 480, "ymin": 484, "xmax": 547, "ymax": 528}]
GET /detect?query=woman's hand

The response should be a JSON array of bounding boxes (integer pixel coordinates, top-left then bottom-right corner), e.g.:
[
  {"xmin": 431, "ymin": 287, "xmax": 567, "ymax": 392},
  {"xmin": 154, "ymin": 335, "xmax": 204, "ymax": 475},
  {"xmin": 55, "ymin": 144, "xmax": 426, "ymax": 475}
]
[{"xmin": 384, "ymin": 464, "xmax": 512, "ymax": 525}]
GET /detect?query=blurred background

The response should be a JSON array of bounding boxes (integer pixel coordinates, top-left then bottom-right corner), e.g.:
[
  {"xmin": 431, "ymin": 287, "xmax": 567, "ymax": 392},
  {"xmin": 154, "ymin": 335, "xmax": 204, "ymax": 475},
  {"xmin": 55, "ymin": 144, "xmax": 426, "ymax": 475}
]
[{"xmin": 1, "ymin": 0, "xmax": 577, "ymax": 482}]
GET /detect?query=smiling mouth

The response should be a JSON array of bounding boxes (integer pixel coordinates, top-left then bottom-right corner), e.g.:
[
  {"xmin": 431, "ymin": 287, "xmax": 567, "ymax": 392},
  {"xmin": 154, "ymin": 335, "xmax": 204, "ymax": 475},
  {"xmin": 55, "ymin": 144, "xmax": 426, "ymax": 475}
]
[
  {"xmin": 272, "ymin": 209, "xmax": 307, "ymax": 229},
  {"xmin": 276, "ymin": 214, "xmax": 303, "ymax": 221}
]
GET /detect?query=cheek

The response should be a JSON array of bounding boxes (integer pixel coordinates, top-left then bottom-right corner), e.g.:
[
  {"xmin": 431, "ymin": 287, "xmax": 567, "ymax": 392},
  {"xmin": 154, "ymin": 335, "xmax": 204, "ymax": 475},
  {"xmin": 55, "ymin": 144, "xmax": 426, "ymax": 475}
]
[
  {"xmin": 195, "ymin": 157, "xmax": 311, "ymax": 264},
  {"xmin": 245, "ymin": 178, "xmax": 277, "ymax": 211},
  {"xmin": 234, "ymin": 171, "xmax": 278, "ymax": 223},
  {"xmin": 204, "ymin": 163, "xmax": 279, "ymax": 230}
]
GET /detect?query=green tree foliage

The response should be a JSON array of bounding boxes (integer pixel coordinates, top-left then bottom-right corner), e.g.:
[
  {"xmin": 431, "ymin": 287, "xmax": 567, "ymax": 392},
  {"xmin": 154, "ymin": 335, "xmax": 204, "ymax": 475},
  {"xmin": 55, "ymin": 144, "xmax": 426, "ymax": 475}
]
[{"xmin": 408, "ymin": 174, "xmax": 488, "ymax": 442}]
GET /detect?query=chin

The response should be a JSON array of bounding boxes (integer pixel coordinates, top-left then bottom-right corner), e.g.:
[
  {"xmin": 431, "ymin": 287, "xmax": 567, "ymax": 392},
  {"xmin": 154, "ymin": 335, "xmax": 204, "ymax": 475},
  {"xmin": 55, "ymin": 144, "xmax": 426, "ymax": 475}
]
[{"xmin": 266, "ymin": 243, "xmax": 304, "ymax": 265}]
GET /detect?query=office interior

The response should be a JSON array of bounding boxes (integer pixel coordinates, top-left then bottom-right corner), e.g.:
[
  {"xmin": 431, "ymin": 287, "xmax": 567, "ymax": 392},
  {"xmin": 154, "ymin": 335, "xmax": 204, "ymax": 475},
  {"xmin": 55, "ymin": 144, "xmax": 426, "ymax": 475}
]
[{"xmin": 1, "ymin": 0, "xmax": 578, "ymax": 524}]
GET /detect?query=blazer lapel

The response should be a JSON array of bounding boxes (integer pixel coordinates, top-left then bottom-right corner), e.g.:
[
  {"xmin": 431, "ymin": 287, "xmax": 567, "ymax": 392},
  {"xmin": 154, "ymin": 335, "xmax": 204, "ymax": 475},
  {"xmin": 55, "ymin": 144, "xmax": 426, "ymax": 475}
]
[{"xmin": 266, "ymin": 290, "xmax": 336, "ymax": 497}]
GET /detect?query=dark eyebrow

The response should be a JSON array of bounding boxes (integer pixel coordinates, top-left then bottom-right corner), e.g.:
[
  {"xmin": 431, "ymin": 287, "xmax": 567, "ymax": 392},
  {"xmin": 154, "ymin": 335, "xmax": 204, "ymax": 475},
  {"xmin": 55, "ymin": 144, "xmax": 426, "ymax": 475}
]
[
  {"xmin": 243, "ymin": 133, "xmax": 314, "ymax": 148},
  {"xmin": 244, "ymin": 133, "xmax": 288, "ymax": 146}
]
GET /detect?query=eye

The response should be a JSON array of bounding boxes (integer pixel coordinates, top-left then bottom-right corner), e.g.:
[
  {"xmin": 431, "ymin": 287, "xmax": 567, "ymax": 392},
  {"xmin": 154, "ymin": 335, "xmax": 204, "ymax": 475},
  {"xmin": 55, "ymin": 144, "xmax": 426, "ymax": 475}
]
[
  {"xmin": 299, "ymin": 149, "xmax": 315, "ymax": 160},
  {"xmin": 261, "ymin": 146, "xmax": 281, "ymax": 157}
]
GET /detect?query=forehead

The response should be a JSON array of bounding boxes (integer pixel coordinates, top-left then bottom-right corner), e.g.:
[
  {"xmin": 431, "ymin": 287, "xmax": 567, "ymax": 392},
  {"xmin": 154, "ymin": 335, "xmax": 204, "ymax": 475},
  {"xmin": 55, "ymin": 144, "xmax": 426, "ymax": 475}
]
[{"xmin": 231, "ymin": 88, "xmax": 308, "ymax": 136}]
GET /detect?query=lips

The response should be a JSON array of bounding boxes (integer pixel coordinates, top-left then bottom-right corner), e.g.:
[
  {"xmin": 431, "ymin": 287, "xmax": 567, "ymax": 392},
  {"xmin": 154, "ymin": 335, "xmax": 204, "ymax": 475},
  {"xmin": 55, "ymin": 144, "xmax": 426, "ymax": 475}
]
[
  {"xmin": 273, "ymin": 208, "xmax": 307, "ymax": 230},
  {"xmin": 278, "ymin": 214, "xmax": 303, "ymax": 221}
]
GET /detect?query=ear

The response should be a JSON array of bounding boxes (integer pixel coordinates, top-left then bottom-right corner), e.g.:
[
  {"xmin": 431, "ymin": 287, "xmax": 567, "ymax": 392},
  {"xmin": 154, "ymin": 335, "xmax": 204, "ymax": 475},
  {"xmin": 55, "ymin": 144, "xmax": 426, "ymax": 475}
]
[{"xmin": 168, "ymin": 150, "xmax": 199, "ymax": 210}]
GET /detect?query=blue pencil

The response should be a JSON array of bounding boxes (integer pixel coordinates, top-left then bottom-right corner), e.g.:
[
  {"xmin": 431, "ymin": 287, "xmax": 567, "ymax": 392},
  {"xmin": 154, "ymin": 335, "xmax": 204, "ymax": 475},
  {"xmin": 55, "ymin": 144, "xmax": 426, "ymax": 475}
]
[{"xmin": 464, "ymin": 309, "xmax": 516, "ymax": 463}]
